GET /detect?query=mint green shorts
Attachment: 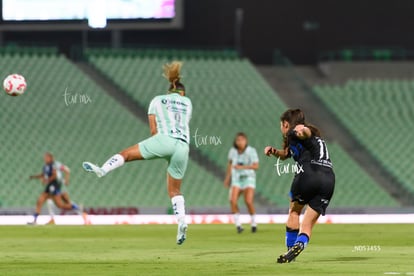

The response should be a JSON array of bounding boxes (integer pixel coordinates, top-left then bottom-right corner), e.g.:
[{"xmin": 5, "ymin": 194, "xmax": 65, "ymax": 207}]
[
  {"xmin": 139, "ymin": 134, "xmax": 189, "ymax": 180},
  {"xmin": 231, "ymin": 177, "xmax": 256, "ymax": 190}
]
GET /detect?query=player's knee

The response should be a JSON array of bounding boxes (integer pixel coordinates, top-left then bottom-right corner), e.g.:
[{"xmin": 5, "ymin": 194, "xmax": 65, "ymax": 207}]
[
  {"xmin": 289, "ymin": 207, "xmax": 301, "ymax": 216},
  {"xmin": 245, "ymin": 198, "xmax": 254, "ymax": 206},
  {"xmin": 119, "ymin": 151, "xmax": 129, "ymax": 161},
  {"xmin": 53, "ymin": 200, "xmax": 63, "ymax": 208},
  {"xmin": 229, "ymin": 196, "xmax": 238, "ymax": 205}
]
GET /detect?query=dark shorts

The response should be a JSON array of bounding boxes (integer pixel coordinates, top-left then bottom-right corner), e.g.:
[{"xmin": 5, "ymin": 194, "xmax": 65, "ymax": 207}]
[
  {"xmin": 290, "ymin": 164, "xmax": 335, "ymax": 216},
  {"xmin": 44, "ymin": 181, "xmax": 61, "ymax": 196}
]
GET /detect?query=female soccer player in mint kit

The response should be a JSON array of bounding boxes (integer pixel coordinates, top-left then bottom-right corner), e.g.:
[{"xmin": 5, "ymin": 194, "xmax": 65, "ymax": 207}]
[
  {"xmin": 83, "ymin": 61, "xmax": 192, "ymax": 245},
  {"xmin": 224, "ymin": 132, "xmax": 259, "ymax": 234},
  {"xmin": 264, "ymin": 109, "xmax": 335, "ymax": 263}
]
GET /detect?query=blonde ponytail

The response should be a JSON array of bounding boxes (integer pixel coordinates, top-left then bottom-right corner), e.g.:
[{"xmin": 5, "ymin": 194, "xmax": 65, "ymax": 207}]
[{"xmin": 163, "ymin": 61, "xmax": 183, "ymax": 90}]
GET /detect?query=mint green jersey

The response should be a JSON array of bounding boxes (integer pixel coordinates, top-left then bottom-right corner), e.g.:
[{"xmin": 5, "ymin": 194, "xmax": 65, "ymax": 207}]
[
  {"xmin": 228, "ymin": 146, "xmax": 259, "ymax": 182},
  {"xmin": 148, "ymin": 93, "xmax": 192, "ymax": 144}
]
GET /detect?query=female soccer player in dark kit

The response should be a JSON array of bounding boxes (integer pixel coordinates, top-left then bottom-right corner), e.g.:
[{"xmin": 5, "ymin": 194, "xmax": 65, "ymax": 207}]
[{"xmin": 264, "ymin": 108, "xmax": 335, "ymax": 263}]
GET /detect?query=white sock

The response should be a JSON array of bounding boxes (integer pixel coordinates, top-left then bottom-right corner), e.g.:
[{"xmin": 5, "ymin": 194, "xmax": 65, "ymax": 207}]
[
  {"xmin": 47, "ymin": 199, "xmax": 55, "ymax": 219},
  {"xmin": 171, "ymin": 195, "xmax": 186, "ymax": 225},
  {"xmin": 251, "ymin": 214, "xmax": 257, "ymax": 227},
  {"xmin": 101, "ymin": 154, "xmax": 125, "ymax": 174},
  {"xmin": 233, "ymin": 213, "xmax": 241, "ymax": 227}
]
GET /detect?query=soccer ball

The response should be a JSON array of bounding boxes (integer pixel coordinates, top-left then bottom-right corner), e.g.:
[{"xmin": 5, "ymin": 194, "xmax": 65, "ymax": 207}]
[{"xmin": 3, "ymin": 74, "xmax": 27, "ymax": 96}]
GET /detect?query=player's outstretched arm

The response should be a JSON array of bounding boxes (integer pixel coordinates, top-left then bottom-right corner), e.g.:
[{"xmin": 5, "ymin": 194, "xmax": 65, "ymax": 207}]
[
  {"xmin": 233, "ymin": 162, "xmax": 259, "ymax": 170},
  {"xmin": 29, "ymin": 173, "xmax": 43, "ymax": 180},
  {"xmin": 61, "ymin": 165, "xmax": 70, "ymax": 185},
  {"xmin": 264, "ymin": 146, "xmax": 289, "ymax": 160}
]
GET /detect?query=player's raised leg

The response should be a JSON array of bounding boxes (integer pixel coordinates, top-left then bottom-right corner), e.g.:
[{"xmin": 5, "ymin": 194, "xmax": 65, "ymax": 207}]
[
  {"xmin": 52, "ymin": 194, "xmax": 80, "ymax": 212},
  {"xmin": 82, "ymin": 144, "xmax": 143, "ymax": 177}
]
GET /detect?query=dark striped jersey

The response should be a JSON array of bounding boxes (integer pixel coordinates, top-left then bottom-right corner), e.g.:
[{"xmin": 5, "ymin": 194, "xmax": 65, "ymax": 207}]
[
  {"xmin": 43, "ymin": 163, "xmax": 54, "ymax": 180},
  {"xmin": 287, "ymin": 130, "xmax": 332, "ymax": 168}
]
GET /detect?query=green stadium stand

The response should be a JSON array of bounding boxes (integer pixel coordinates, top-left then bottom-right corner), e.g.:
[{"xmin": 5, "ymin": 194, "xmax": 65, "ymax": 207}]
[
  {"xmin": 86, "ymin": 48, "xmax": 400, "ymax": 208},
  {"xmin": 0, "ymin": 51, "xmax": 228, "ymax": 209},
  {"xmin": 0, "ymin": 47, "xmax": 401, "ymax": 210},
  {"xmin": 314, "ymin": 79, "xmax": 414, "ymax": 196}
]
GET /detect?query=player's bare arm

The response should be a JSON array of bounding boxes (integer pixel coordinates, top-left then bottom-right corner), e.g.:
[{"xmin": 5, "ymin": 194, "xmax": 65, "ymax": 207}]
[
  {"xmin": 29, "ymin": 173, "xmax": 43, "ymax": 180},
  {"xmin": 61, "ymin": 165, "xmax": 70, "ymax": 185},
  {"xmin": 233, "ymin": 162, "xmax": 259, "ymax": 170},
  {"xmin": 294, "ymin": 124, "xmax": 311, "ymax": 139},
  {"xmin": 148, "ymin": 114, "xmax": 157, "ymax": 136},
  {"xmin": 264, "ymin": 146, "xmax": 289, "ymax": 160},
  {"xmin": 223, "ymin": 160, "xmax": 232, "ymax": 188}
]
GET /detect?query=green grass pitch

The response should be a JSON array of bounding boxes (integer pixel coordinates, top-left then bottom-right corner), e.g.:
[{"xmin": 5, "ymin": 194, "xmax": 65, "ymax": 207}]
[{"xmin": 0, "ymin": 224, "xmax": 412, "ymax": 275}]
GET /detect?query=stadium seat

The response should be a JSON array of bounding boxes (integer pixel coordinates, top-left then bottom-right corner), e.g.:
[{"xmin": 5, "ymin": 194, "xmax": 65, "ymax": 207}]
[{"xmin": 313, "ymin": 79, "xmax": 414, "ymax": 196}]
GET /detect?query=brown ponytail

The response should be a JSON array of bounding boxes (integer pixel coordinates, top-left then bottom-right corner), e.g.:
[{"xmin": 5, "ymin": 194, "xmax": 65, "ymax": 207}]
[
  {"xmin": 280, "ymin": 108, "xmax": 321, "ymax": 149},
  {"xmin": 163, "ymin": 61, "xmax": 185, "ymax": 92}
]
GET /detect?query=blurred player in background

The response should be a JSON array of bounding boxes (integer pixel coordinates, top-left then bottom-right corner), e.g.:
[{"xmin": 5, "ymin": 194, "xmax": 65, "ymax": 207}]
[
  {"xmin": 264, "ymin": 109, "xmax": 335, "ymax": 263},
  {"xmin": 44, "ymin": 159, "xmax": 81, "ymax": 224},
  {"xmin": 224, "ymin": 132, "xmax": 259, "ymax": 233},
  {"xmin": 29, "ymin": 152, "xmax": 84, "ymax": 225},
  {"xmin": 83, "ymin": 61, "xmax": 192, "ymax": 245}
]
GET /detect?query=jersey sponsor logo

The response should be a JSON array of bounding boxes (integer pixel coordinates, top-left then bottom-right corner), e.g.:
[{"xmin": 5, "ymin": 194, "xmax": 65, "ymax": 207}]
[
  {"xmin": 161, "ymin": 98, "xmax": 188, "ymax": 107},
  {"xmin": 166, "ymin": 105, "xmax": 188, "ymax": 114},
  {"xmin": 310, "ymin": 159, "xmax": 333, "ymax": 168}
]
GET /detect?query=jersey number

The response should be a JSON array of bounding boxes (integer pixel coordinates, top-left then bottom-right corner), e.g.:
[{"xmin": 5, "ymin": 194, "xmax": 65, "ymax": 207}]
[
  {"xmin": 317, "ymin": 138, "xmax": 329, "ymax": 160},
  {"xmin": 174, "ymin": 113, "xmax": 181, "ymax": 122}
]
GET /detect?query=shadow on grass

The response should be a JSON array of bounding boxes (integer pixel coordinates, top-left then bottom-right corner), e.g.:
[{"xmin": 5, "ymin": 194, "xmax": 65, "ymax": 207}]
[
  {"xmin": 319, "ymin": 256, "xmax": 372, "ymax": 262},
  {"xmin": 194, "ymin": 250, "xmax": 251, "ymax": 257}
]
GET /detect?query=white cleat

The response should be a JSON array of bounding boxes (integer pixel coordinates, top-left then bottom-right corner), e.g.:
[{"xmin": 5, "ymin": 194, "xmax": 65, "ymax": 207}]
[
  {"xmin": 176, "ymin": 223, "xmax": 188, "ymax": 245},
  {"xmin": 82, "ymin": 162, "xmax": 106, "ymax": 178}
]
